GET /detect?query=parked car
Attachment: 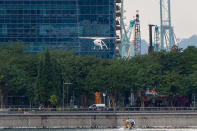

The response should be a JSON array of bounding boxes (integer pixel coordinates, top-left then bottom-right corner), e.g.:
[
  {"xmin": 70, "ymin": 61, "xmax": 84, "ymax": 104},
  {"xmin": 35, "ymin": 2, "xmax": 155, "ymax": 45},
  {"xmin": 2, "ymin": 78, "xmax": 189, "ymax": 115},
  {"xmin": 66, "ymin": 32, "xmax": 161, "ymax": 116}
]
[{"xmin": 88, "ymin": 104, "xmax": 107, "ymax": 111}]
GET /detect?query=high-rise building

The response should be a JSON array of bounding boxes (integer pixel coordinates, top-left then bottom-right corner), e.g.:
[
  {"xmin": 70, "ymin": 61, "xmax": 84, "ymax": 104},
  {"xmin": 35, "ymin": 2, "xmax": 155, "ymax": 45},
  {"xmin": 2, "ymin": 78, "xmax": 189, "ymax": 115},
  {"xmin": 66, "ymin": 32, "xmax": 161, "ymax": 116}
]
[{"xmin": 0, "ymin": 0, "xmax": 116, "ymax": 58}]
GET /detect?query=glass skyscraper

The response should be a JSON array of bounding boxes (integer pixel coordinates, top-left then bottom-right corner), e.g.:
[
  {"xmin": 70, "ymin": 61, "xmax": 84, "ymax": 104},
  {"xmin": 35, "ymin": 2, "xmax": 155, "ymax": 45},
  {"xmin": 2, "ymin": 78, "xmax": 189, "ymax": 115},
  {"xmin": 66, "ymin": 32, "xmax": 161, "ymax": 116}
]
[{"xmin": 0, "ymin": 0, "xmax": 115, "ymax": 58}]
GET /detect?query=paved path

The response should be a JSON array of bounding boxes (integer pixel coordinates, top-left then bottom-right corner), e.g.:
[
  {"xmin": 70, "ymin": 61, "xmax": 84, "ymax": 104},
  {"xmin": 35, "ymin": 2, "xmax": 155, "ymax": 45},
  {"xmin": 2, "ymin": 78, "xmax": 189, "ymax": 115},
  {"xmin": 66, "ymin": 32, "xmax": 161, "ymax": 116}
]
[{"xmin": 1, "ymin": 112, "xmax": 197, "ymax": 116}]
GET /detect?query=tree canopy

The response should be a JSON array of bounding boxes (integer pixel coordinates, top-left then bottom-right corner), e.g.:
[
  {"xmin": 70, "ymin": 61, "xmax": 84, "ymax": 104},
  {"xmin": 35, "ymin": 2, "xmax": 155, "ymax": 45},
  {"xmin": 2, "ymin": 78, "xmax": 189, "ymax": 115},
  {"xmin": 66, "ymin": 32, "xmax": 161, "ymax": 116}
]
[{"xmin": 0, "ymin": 43, "xmax": 197, "ymax": 107}]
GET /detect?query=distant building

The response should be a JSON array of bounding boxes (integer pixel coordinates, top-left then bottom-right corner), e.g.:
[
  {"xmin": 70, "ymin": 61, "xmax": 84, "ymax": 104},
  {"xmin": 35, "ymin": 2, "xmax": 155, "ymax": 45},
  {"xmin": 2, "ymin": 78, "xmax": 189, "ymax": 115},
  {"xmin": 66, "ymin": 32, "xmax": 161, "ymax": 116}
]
[{"xmin": 0, "ymin": 0, "xmax": 117, "ymax": 58}]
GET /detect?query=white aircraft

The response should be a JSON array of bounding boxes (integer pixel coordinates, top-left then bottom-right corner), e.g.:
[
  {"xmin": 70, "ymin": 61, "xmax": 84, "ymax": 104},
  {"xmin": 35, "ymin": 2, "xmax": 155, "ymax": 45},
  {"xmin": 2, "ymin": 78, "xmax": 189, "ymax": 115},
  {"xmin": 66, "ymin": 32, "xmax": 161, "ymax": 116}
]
[{"xmin": 79, "ymin": 37, "xmax": 116, "ymax": 50}]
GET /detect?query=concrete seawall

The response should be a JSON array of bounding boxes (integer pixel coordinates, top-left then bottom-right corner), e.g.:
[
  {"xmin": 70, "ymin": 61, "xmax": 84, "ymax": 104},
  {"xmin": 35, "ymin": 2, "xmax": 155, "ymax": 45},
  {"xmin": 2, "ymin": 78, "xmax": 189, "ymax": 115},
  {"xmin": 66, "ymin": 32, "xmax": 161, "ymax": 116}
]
[{"xmin": 0, "ymin": 113, "xmax": 197, "ymax": 129}]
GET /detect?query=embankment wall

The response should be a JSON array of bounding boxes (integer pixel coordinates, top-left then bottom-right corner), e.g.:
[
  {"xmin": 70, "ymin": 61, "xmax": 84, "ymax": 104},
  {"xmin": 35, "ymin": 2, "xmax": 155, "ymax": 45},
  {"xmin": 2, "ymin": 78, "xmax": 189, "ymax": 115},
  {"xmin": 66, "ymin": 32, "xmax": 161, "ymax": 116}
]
[{"xmin": 0, "ymin": 113, "xmax": 197, "ymax": 129}]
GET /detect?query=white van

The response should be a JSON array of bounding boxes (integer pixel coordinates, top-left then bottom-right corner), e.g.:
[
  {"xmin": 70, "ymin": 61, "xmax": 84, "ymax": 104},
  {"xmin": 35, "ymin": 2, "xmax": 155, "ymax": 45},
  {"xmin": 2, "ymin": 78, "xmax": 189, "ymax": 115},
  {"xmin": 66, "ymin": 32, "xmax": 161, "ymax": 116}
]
[{"xmin": 88, "ymin": 104, "xmax": 106, "ymax": 111}]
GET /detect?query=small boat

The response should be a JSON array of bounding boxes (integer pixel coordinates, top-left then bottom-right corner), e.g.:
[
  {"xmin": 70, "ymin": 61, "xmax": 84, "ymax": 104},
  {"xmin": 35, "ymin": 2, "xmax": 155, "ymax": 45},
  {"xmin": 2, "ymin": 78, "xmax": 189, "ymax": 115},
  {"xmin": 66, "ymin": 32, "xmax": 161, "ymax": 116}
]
[
  {"xmin": 118, "ymin": 127, "xmax": 136, "ymax": 130},
  {"xmin": 122, "ymin": 119, "xmax": 136, "ymax": 130}
]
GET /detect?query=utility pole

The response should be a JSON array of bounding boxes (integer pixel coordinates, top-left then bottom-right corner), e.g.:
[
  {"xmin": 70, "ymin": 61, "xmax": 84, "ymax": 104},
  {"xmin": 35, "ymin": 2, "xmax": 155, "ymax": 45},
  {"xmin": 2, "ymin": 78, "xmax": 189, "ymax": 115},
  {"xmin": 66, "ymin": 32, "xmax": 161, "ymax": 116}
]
[
  {"xmin": 160, "ymin": 0, "xmax": 176, "ymax": 50},
  {"xmin": 62, "ymin": 81, "xmax": 64, "ymax": 109},
  {"xmin": 62, "ymin": 82, "xmax": 72, "ymax": 108}
]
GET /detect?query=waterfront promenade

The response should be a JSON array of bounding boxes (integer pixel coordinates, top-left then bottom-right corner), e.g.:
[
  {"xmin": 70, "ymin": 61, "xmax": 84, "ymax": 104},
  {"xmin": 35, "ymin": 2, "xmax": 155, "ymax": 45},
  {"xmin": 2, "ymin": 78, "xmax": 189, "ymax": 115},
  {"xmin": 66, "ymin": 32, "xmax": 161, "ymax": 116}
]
[{"xmin": 0, "ymin": 108, "xmax": 197, "ymax": 129}]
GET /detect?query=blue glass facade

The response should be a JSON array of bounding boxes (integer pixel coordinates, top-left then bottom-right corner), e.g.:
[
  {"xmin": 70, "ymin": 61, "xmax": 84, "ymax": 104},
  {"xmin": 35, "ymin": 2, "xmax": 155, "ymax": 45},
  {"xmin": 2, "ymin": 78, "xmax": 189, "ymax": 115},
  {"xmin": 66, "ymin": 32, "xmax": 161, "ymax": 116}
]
[{"xmin": 0, "ymin": 0, "xmax": 115, "ymax": 58}]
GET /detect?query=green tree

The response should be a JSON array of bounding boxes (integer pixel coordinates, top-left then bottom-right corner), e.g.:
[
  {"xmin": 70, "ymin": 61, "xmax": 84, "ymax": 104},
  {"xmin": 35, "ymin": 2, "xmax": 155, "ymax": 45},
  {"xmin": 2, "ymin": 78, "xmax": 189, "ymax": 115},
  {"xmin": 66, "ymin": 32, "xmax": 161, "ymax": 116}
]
[{"xmin": 49, "ymin": 94, "xmax": 58, "ymax": 106}]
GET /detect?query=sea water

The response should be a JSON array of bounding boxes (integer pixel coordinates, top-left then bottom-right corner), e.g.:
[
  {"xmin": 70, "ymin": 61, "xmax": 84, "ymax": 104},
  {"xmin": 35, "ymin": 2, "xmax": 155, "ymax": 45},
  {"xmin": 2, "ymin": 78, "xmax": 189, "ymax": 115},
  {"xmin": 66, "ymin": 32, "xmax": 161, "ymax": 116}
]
[{"xmin": 0, "ymin": 129, "xmax": 196, "ymax": 131}]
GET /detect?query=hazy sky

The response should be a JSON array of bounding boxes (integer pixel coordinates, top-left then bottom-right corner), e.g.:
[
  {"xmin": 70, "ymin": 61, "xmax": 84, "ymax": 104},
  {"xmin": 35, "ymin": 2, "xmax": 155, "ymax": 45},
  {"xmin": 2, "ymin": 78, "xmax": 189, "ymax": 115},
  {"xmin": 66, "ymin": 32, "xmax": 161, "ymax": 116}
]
[{"xmin": 124, "ymin": 0, "xmax": 197, "ymax": 41}]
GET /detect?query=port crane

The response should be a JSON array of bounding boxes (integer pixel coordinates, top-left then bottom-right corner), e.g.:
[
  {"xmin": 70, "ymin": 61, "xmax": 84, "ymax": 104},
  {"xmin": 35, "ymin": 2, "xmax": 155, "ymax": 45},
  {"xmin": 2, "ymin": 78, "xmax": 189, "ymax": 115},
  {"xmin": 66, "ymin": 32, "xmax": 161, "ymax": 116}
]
[
  {"xmin": 119, "ymin": 0, "xmax": 178, "ymax": 57},
  {"xmin": 160, "ymin": 0, "xmax": 177, "ymax": 50},
  {"xmin": 119, "ymin": 0, "xmax": 141, "ymax": 58}
]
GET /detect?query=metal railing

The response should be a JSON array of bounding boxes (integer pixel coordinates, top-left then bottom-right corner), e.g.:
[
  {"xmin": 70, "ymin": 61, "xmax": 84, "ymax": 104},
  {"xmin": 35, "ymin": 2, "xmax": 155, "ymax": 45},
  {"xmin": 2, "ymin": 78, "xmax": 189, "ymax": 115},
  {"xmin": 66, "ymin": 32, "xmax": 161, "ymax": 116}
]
[{"xmin": 1, "ymin": 107, "xmax": 197, "ymax": 114}]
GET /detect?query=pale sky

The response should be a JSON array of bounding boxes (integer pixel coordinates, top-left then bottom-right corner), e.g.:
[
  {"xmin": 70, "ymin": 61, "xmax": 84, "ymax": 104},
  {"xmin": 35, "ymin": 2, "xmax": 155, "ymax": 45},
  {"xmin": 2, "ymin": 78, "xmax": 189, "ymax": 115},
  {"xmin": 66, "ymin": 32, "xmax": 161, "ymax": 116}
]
[{"xmin": 124, "ymin": 0, "xmax": 197, "ymax": 41}]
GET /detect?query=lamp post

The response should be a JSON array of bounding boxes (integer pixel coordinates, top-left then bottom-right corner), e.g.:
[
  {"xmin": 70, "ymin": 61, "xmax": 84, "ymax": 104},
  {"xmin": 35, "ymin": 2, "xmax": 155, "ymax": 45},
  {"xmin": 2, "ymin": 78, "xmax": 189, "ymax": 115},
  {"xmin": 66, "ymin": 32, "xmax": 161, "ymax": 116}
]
[
  {"xmin": 62, "ymin": 82, "xmax": 72, "ymax": 108},
  {"xmin": 103, "ymin": 93, "xmax": 106, "ymax": 105}
]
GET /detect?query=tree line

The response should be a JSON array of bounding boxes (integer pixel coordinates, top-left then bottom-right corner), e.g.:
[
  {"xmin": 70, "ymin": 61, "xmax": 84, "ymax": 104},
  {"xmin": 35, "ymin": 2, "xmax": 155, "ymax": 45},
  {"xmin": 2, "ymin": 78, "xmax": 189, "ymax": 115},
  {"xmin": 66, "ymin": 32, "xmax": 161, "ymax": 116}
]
[{"xmin": 0, "ymin": 42, "xmax": 197, "ymax": 107}]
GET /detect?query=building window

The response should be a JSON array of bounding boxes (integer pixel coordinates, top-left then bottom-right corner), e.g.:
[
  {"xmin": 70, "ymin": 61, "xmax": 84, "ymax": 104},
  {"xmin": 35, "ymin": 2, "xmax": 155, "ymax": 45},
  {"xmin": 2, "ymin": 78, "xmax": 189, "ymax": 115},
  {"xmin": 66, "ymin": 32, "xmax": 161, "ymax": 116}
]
[
  {"xmin": 40, "ymin": 25, "xmax": 49, "ymax": 36},
  {"xmin": 0, "ymin": 24, "xmax": 7, "ymax": 35}
]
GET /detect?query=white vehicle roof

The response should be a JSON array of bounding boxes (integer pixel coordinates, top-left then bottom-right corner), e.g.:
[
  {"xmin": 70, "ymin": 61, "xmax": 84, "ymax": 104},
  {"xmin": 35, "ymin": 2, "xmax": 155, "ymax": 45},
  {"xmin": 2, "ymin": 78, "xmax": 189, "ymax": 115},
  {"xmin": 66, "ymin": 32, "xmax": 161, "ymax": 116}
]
[{"xmin": 92, "ymin": 104, "xmax": 105, "ymax": 107}]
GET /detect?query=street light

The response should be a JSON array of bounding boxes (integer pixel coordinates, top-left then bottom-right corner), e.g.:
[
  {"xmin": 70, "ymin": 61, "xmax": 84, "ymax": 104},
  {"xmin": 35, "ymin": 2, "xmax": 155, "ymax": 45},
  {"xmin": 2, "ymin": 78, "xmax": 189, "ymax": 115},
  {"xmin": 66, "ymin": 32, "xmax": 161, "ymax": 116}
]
[
  {"xmin": 62, "ymin": 82, "xmax": 72, "ymax": 108},
  {"xmin": 103, "ymin": 93, "xmax": 106, "ymax": 105}
]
